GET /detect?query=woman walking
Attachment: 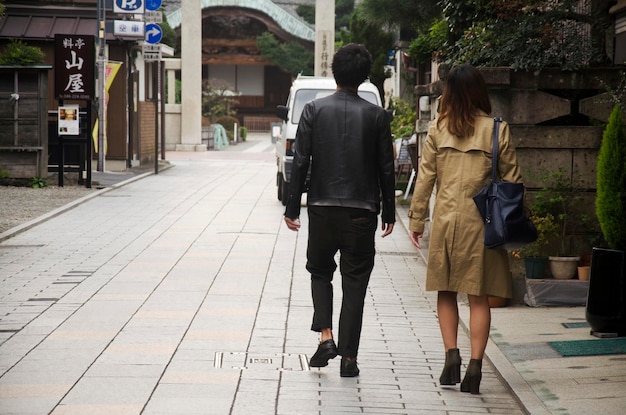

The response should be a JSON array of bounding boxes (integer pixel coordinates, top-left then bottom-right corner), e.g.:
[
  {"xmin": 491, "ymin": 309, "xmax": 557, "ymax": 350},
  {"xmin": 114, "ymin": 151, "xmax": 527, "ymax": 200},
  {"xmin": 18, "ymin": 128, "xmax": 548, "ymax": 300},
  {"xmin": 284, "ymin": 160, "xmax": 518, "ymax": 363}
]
[{"xmin": 408, "ymin": 64, "xmax": 522, "ymax": 394}]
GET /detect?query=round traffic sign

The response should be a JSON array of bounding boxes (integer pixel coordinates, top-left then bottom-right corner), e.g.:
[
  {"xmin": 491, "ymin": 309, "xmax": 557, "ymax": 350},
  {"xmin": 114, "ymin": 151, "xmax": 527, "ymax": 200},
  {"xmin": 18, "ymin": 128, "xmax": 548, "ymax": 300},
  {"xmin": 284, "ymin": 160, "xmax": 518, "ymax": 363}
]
[
  {"xmin": 145, "ymin": 0, "xmax": 162, "ymax": 11},
  {"xmin": 145, "ymin": 23, "xmax": 162, "ymax": 44}
]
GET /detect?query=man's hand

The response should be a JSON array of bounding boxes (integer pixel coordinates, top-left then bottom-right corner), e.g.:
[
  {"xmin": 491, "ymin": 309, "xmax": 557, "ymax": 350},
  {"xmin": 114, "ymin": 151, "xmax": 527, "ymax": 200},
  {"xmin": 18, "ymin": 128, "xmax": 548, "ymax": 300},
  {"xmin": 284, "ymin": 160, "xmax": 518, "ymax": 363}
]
[
  {"xmin": 409, "ymin": 231, "xmax": 423, "ymax": 249},
  {"xmin": 380, "ymin": 222, "xmax": 394, "ymax": 238},
  {"xmin": 284, "ymin": 216, "xmax": 301, "ymax": 231}
]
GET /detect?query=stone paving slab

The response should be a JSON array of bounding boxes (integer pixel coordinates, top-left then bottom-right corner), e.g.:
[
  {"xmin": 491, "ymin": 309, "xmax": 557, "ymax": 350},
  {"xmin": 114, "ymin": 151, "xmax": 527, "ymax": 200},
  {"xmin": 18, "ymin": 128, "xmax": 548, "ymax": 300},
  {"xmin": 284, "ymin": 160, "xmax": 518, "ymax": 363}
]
[
  {"xmin": 0, "ymin": 148, "xmax": 527, "ymax": 414},
  {"xmin": 7, "ymin": 134, "xmax": 625, "ymax": 414}
]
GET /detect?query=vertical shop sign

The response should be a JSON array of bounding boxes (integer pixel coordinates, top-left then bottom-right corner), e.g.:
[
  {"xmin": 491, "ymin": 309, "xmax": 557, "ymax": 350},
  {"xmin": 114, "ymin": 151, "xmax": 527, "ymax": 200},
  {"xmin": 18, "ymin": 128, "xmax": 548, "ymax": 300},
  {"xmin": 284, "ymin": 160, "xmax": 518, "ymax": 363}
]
[{"xmin": 55, "ymin": 34, "xmax": 95, "ymax": 100}]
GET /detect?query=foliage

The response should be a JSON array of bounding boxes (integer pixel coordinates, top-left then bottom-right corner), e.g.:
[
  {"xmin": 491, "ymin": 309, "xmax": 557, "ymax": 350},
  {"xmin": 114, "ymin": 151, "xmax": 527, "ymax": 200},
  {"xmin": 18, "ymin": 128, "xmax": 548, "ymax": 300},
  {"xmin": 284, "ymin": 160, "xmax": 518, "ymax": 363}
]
[
  {"xmin": 256, "ymin": 33, "xmax": 314, "ymax": 77},
  {"xmin": 160, "ymin": 13, "xmax": 177, "ymax": 48},
  {"xmin": 598, "ymin": 71, "xmax": 626, "ymax": 110},
  {"xmin": 0, "ymin": 39, "xmax": 45, "ymax": 65},
  {"xmin": 407, "ymin": 18, "xmax": 448, "ymax": 63},
  {"xmin": 240, "ymin": 126, "xmax": 248, "ymax": 142},
  {"xmin": 389, "ymin": 98, "xmax": 416, "ymax": 138},
  {"xmin": 0, "ymin": 1, "xmax": 4, "ymax": 19},
  {"xmin": 512, "ymin": 213, "xmax": 559, "ymax": 258},
  {"xmin": 201, "ymin": 79, "xmax": 238, "ymax": 122},
  {"xmin": 214, "ymin": 116, "xmax": 239, "ymax": 140},
  {"xmin": 532, "ymin": 170, "xmax": 588, "ymax": 256},
  {"xmin": 439, "ymin": 0, "xmax": 607, "ymax": 71},
  {"xmin": 336, "ymin": 0, "xmax": 355, "ymax": 31},
  {"xmin": 30, "ymin": 177, "xmax": 47, "ymax": 189},
  {"xmin": 341, "ymin": 9, "xmax": 393, "ymax": 99},
  {"xmin": 596, "ymin": 105, "xmax": 626, "ymax": 250},
  {"xmin": 357, "ymin": 0, "xmax": 439, "ymax": 31},
  {"xmin": 296, "ymin": 4, "xmax": 314, "ymax": 24}
]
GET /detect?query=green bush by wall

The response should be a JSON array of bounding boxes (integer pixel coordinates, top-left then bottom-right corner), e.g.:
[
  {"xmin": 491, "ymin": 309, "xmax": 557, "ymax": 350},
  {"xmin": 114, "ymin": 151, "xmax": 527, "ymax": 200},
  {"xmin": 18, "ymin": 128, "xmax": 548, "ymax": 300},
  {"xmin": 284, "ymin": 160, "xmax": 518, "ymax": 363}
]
[{"xmin": 596, "ymin": 105, "xmax": 626, "ymax": 251}]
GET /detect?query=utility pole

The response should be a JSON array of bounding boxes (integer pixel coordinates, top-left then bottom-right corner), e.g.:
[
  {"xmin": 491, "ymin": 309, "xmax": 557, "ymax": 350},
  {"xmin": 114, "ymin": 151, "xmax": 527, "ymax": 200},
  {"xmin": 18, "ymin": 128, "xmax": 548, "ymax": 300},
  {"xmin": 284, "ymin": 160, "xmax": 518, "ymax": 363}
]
[{"xmin": 96, "ymin": 0, "xmax": 106, "ymax": 171}]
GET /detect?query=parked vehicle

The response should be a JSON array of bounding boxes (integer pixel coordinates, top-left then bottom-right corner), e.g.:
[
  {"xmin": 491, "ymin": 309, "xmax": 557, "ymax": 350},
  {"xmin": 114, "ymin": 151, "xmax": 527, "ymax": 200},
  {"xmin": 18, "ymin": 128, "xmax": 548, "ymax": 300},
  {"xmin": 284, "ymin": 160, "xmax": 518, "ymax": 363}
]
[{"xmin": 275, "ymin": 76, "xmax": 383, "ymax": 205}]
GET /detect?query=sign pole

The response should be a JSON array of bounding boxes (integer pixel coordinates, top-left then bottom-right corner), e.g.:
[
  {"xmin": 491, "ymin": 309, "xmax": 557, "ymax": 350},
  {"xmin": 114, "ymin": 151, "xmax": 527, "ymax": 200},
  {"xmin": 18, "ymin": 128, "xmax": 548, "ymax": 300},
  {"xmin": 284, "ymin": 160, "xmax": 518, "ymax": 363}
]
[{"xmin": 97, "ymin": 0, "xmax": 106, "ymax": 172}]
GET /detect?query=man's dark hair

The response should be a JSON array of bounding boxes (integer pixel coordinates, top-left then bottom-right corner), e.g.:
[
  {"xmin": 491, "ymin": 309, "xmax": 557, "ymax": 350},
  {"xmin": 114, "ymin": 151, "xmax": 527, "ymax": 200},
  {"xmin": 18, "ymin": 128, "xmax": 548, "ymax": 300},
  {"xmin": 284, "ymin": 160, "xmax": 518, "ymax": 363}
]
[{"xmin": 331, "ymin": 43, "xmax": 372, "ymax": 88}]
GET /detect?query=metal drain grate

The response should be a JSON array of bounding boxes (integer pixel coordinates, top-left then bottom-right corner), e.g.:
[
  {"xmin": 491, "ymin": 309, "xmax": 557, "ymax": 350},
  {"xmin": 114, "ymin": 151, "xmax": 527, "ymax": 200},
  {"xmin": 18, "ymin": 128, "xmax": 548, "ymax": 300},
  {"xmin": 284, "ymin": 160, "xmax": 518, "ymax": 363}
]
[
  {"xmin": 377, "ymin": 251, "xmax": 418, "ymax": 257},
  {"xmin": 214, "ymin": 352, "xmax": 309, "ymax": 371}
]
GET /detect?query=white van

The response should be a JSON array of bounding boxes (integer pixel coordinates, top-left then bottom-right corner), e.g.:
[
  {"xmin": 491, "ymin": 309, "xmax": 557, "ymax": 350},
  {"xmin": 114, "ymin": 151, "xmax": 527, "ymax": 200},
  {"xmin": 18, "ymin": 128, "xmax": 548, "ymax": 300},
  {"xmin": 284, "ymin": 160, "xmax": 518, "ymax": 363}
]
[{"xmin": 275, "ymin": 75, "xmax": 384, "ymax": 205}]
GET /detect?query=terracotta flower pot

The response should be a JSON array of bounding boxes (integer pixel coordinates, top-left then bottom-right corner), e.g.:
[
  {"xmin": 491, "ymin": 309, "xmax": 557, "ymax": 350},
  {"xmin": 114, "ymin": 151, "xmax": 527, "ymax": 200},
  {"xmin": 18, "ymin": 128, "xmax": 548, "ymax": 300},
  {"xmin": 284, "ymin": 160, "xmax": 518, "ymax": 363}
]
[
  {"xmin": 488, "ymin": 296, "xmax": 507, "ymax": 308},
  {"xmin": 577, "ymin": 265, "xmax": 590, "ymax": 281}
]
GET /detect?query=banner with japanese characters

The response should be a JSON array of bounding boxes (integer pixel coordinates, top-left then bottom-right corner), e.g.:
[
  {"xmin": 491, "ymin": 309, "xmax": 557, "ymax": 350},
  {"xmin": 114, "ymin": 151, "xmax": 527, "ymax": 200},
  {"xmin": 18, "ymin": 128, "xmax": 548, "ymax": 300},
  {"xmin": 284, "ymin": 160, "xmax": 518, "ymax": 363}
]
[{"xmin": 55, "ymin": 34, "xmax": 95, "ymax": 100}]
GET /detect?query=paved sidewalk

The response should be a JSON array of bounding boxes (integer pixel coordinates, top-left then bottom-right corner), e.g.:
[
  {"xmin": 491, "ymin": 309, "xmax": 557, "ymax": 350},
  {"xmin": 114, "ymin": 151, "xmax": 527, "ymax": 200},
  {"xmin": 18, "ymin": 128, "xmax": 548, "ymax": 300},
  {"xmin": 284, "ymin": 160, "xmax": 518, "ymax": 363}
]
[{"xmin": 0, "ymin": 133, "xmax": 624, "ymax": 414}]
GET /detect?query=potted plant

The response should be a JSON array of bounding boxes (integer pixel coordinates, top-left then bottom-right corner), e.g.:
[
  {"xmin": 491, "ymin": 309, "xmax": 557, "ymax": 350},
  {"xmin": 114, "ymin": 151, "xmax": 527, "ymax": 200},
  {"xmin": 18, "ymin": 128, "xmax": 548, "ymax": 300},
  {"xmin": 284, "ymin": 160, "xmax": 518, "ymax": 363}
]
[
  {"xmin": 586, "ymin": 104, "xmax": 626, "ymax": 336},
  {"xmin": 512, "ymin": 213, "xmax": 558, "ymax": 279},
  {"xmin": 532, "ymin": 170, "xmax": 586, "ymax": 279}
]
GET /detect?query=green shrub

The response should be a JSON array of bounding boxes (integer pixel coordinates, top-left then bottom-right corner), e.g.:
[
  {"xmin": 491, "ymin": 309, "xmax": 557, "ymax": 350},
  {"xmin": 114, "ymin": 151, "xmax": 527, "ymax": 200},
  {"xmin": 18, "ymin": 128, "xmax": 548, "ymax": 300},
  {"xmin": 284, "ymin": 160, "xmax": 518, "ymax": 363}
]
[
  {"xmin": 596, "ymin": 105, "xmax": 626, "ymax": 251},
  {"xmin": 240, "ymin": 126, "xmax": 248, "ymax": 142},
  {"xmin": 0, "ymin": 39, "xmax": 45, "ymax": 65}
]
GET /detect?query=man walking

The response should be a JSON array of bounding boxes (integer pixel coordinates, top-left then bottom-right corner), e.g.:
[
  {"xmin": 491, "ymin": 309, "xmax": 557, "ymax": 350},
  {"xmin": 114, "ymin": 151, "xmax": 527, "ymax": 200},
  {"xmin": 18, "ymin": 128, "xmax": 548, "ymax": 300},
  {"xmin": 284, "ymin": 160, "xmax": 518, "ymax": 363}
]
[{"xmin": 283, "ymin": 44, "xmax": 396, "ymax": 377}]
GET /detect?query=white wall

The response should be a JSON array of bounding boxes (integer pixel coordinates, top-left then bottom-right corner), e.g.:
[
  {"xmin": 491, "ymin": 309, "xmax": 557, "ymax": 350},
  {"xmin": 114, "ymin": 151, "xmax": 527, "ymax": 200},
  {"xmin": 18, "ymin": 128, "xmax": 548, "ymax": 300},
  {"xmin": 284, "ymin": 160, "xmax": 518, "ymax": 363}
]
[{"xmin": 207, "ymin": 64, "xmax": 264, "ymax": 95}]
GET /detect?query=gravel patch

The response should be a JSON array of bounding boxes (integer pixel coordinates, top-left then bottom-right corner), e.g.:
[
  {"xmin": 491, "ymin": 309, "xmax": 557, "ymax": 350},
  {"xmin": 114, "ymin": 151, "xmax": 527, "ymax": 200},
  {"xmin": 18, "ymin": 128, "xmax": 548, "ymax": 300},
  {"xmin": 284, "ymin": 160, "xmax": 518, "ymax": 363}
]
[{"xmin": 0, "ymin": 185, "xmax": 97, "ymax": 234}]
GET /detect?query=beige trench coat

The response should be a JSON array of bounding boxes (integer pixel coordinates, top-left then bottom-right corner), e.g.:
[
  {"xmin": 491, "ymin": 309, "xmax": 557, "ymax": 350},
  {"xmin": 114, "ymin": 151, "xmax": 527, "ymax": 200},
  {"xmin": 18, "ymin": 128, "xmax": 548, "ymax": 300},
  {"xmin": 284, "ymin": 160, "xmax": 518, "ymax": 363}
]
[{"xmin": 408, "ymin": 114, "xmax": 522, "ymax": 298}]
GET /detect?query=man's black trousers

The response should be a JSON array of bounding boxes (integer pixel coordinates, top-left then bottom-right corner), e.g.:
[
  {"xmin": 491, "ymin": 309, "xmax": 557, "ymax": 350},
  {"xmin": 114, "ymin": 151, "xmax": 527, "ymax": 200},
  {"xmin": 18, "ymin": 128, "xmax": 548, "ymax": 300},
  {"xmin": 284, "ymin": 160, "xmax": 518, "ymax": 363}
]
[{"xmin": 306, "ymin": 205, "xmax": 377, "ymax": 358}]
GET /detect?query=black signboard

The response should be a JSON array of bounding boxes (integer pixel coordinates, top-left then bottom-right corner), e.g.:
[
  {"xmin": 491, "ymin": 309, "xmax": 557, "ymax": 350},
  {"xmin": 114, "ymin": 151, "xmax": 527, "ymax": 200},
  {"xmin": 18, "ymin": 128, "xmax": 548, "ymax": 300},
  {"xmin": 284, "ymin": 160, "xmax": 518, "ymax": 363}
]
[{"xmin": 55, "ymin": 34, "xmax": 95, "ymax": 100}]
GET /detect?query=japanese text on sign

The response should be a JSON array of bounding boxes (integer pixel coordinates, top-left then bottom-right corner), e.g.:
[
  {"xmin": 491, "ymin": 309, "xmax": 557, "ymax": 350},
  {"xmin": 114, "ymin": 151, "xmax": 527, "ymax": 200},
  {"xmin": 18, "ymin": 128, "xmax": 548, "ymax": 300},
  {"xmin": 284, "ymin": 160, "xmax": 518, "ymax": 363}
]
[{"xmin": 55, "ymin": 35, "xmax": 95, "ymax": 100}]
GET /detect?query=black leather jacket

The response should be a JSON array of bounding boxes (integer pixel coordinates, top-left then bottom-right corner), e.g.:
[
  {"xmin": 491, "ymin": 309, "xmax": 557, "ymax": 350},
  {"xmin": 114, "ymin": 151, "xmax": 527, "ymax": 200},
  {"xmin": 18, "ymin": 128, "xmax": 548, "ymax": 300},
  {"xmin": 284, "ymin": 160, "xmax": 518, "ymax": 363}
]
[{"xmin": 284, "ymin": 89, "xmax": 396, "ymax": 224}]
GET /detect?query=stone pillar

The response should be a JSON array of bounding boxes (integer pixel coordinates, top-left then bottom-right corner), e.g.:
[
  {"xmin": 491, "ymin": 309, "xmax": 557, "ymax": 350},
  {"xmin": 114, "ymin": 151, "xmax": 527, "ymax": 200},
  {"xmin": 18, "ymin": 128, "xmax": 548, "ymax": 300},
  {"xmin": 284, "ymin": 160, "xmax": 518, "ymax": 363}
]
[
  {"xmin": 314, "ymin": 0, "xmax": 335, "ymax": 77},
  {"xmin": 177, "ymin": 0, "xmax": 204, "ymax": 151}
]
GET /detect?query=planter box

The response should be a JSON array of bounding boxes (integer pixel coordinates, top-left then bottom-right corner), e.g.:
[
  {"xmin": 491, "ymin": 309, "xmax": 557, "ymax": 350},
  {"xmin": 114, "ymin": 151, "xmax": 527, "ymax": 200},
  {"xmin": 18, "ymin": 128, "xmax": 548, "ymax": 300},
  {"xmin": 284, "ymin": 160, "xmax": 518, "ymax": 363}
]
[{"xmin": 524, "ymin": 278, "xmax": 589, "ymax": 307}]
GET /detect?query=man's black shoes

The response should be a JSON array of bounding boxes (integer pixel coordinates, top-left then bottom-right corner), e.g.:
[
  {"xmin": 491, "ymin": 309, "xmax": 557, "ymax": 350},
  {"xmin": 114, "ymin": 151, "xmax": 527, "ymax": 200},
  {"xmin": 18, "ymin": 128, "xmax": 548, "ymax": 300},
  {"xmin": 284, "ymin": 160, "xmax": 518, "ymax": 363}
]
[
  {"xmin": 309, "ymin": 339, "xmax": 338, "ymax": 367},
  {"xmin": 340, "ymin": 357, "xmax": 359, "ymax": 377}
]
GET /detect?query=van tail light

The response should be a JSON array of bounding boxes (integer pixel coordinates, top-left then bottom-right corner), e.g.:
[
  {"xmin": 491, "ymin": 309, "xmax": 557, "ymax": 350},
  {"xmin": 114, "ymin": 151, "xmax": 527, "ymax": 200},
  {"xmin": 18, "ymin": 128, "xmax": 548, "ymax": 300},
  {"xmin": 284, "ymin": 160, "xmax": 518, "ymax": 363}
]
[{"xmin": 286, "ymin": 139, "xmax": 295, "ymax": 156}]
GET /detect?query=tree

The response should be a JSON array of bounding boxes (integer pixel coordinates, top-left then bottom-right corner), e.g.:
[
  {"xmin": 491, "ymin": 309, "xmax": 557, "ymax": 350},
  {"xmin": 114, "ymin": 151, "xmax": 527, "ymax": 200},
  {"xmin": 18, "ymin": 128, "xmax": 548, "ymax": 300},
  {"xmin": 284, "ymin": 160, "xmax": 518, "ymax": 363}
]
[
  {"xmin": 0, "ymin": 39, "xmax": 45, "ymax": 65},
  {"xmin": 296, "ymin": 4, "xmax": 314, "ymax": 24},
  {"xmin": 256, "ymin": 33, "xmax": 314, "ymax": 77},
  {"xmin": 357, "ymin": 0, "xmax": 439, "ymax": 31},
  {"xmin": 342, "ymin": 10, "xmax": 392, "ymax": 100},
  {"xmin": 201, "ymin": 79, "xmax": 239, "ymax": 122},
  {"xmin": 438, "ymin": 0, "xmax": 612, "ymax": 71},
  {"xmin": 160, "ymin": 12, "xmax": 177, "ymax": 49},
  {"xmin": 295, "ymin": 0, "xmax": 355, "ymax": 36}
]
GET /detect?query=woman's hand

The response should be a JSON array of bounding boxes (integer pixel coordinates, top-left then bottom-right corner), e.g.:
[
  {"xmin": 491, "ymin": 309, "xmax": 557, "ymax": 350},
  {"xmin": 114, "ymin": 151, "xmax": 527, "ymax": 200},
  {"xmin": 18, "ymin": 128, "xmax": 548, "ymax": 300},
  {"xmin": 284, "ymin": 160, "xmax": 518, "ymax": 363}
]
[{"xmin": 410, "ymin": 231, "xmax": 423, "ymax": 249}]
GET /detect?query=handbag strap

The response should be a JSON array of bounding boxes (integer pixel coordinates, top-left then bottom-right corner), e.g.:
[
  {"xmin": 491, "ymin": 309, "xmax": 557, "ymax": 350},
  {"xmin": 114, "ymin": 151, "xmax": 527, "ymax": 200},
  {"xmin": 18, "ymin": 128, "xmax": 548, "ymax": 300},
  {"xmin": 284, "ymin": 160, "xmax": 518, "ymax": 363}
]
[{"xmin": 490, "ymin": 117, "xmax": 503, "ymax": 182}]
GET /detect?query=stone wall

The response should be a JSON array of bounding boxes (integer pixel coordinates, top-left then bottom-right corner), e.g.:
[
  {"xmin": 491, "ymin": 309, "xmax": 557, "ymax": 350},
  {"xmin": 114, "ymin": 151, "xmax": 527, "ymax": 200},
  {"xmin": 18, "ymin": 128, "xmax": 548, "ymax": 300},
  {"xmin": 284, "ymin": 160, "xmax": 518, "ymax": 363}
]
[{"xmin": 414, "ymin": 66, "xmax": 624, "ymax": 303}]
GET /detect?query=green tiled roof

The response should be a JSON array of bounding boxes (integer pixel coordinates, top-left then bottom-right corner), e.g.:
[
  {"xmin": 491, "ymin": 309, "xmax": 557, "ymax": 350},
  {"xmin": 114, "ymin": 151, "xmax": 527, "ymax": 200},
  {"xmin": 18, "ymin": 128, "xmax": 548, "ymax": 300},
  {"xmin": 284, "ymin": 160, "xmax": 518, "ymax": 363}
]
[{"xmin": 166, "ymin": 0, "xmax": 314, "ymax": 42}]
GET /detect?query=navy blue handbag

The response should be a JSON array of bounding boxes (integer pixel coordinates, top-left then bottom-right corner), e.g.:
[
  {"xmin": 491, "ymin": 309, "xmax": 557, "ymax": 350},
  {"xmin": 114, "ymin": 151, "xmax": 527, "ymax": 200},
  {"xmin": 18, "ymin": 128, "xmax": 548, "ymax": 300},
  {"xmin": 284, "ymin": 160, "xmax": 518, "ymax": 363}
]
[{"xmin": 473, "ymin": 118, "xmax": 538, "ymax": 250}]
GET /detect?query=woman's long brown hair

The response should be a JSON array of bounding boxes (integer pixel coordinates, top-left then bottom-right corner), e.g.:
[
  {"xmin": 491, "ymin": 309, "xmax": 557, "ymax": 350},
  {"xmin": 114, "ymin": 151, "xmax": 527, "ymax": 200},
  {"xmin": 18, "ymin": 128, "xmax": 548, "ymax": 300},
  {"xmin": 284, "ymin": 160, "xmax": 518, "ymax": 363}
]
[{"xmin": 437, "ymin": 65, "xmax": 491, "ymax": 138}]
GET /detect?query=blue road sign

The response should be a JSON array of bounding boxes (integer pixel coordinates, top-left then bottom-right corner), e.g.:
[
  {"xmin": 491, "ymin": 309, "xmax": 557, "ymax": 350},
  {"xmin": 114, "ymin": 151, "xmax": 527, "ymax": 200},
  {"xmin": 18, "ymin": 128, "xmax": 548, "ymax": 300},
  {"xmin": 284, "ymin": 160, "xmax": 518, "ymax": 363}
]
[
  {"xmin": 115, "ymin": 0, "xmax": 143, "ymax": 13},
  {"xmin": 145, "ymin": 0, "xmax": 162, "ymax": 11},
  {"xmin": 145, "ymin": 23, "xmax": 162, "ymax": 44}
]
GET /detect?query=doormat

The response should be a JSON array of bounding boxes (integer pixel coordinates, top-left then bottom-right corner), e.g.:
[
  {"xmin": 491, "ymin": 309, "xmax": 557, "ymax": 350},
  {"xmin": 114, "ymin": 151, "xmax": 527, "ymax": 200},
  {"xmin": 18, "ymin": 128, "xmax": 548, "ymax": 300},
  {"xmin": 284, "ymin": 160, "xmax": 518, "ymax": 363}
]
[{"xmin": 548, "ymin": 338, "xmax": 626, "ymax": 357}]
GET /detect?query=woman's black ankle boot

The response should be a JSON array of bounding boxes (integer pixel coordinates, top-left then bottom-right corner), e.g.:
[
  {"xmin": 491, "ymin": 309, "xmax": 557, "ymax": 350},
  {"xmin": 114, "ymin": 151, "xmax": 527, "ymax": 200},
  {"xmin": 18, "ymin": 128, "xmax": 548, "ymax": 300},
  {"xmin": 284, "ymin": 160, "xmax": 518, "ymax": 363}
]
[
  {"xmin": 439, "ymin": 348, "xmax": 461, "ymax": 385},
  {"xmin": 460, "ymin": 359, "xmax": 482, "ymax": 394}
]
